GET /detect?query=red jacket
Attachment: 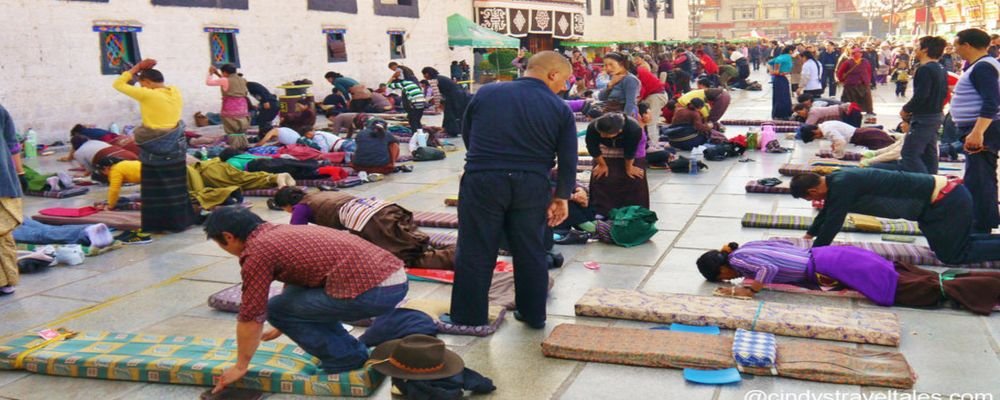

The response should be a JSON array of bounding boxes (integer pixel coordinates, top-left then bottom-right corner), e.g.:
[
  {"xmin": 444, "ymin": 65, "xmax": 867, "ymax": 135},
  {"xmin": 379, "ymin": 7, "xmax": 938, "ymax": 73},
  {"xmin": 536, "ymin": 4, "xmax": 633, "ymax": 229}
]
[
  {"xmin": 636, "ymin": 66, "xmax": 665, "ymax": 100},
  {"xmin": 699, "ymin": 54, "xmax": 719, "ymax": 75}
]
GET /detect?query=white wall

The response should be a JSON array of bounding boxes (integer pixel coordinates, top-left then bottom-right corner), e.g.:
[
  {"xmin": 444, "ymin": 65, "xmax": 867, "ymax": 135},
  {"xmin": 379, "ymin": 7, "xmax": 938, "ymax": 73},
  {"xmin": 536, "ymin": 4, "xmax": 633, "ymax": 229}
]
[
  {"xmin": 582, "ymin": 1, "xmax": 689, "ymax": 42},
  {"xmin": 0, "ymin": 0, "xmax": 472, "ymax": 143}
]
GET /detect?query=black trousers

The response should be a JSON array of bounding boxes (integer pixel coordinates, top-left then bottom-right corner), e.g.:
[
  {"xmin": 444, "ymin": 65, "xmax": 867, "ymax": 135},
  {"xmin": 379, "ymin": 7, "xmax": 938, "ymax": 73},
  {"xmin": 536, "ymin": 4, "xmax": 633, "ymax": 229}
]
[
  {"xmin": 822, "ymin": 68, "xmax": 837, "ymax": 96},
  {"xmin": 960, "ymin": 121, "xmax": 1000, "ymax": 233},
  {"xmin": 900, "ymin": 113, "xmax": 943, "ymax": 174},
  {"xmin": 451, "ymin": 170, "xmax": 551, "ymax": 326},
  {"xmin": 246, "ymin": 158, "xmax": 323, "ymax": 179},
  {"xmin": 405, "ymin": 103, "xmax": 425, "ymax": 131}
]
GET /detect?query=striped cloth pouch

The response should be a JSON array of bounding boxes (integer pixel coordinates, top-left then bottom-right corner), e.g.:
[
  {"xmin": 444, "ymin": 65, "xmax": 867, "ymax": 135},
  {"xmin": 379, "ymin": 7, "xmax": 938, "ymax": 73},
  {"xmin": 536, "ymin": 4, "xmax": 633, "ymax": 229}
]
[
  {"xmin": 25, "ymin": 186, "xmax": 89, "ymax": 199},
  {"xmin": 815, "ymin": 150, "xmax": 863, "ymax": 161},
  {"xmin": 733, "ymin": 329, "xmax": 777, "ymax": 372}
]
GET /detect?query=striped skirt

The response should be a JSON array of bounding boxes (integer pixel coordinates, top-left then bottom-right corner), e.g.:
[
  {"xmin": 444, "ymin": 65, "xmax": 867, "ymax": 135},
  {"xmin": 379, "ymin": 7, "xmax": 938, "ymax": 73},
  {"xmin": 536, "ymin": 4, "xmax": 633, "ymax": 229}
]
[{"xmin": 140, "ymin": 161, "xmax": 195, "ymax": 232}]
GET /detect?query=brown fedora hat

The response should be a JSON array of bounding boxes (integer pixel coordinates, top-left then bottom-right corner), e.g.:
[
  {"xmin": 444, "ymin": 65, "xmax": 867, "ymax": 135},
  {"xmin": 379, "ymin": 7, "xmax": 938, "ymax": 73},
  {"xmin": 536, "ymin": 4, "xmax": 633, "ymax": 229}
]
[{"xmin": 370, "ymin": 334, "xmax": 464, "ymax": 380}]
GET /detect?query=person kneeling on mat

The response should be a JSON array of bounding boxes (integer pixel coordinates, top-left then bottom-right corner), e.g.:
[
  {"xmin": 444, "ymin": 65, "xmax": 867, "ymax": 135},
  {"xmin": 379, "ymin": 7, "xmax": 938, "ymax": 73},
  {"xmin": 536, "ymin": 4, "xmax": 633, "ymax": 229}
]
[
  {"xmin": 697, "ymin": 240, "xmax": 1000, "ymax": 315},
  {"xmin": 205, "ymin": 206, "xmax": 408, "ymax": 393},
  {"xmin": 798, "ymin": 121, "xmax": 896, "ymax": 159},
  {"xmin": 790, "ymin": 168, "xmax": 1000, "ymax": 264}
]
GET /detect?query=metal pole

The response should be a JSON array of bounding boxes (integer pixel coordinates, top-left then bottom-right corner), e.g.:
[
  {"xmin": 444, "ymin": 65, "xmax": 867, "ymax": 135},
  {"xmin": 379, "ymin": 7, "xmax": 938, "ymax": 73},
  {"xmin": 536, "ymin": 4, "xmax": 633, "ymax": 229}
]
[{"xmin": 890, "ymin": 0, "xmax": 896, "ymax": 36}]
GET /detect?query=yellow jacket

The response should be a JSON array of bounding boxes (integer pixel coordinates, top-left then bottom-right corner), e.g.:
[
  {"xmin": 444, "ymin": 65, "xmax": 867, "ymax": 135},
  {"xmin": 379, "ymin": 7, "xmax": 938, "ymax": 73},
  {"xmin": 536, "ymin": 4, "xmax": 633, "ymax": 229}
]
[
  {"xmin": 113, "ymin": 71, "xmax": 184, "ymax": 130},
  {"xmin": 677, "ymin": 89, "xmax": 711, "ymax": 118},
  {"xmin": 107, "ymin": 160, "xmax": 142, "ymax": 209}
]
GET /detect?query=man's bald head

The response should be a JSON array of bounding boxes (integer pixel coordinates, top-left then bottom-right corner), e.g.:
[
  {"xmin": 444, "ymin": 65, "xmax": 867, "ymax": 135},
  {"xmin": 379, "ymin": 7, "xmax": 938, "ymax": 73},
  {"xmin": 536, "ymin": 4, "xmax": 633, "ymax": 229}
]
[
  {"xmin": 525, "ymin": 51, "xmax": 572, "ymax": 94},
  {"xmin": 526, "ymin": 51, "xmax": 571, "ymax": 73}
]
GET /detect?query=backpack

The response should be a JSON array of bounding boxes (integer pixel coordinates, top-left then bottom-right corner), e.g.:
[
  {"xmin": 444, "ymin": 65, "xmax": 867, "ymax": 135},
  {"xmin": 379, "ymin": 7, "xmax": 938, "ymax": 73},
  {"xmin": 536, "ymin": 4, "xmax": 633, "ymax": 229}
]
[
  {"xmin": 608, "ymin": 206, "xmax": 659, "ymax": 248},
  {"xmin": 412, "ymin": 146, "xmax": 446, "ymax": 161},
  {"xmin": 667, "ymin": 155, "xmax": 708, "ymax": 173}
]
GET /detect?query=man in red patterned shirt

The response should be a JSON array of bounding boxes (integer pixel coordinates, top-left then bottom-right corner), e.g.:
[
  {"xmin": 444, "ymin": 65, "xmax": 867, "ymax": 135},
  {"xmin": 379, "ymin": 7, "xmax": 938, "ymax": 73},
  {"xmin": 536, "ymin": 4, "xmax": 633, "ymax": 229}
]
[{"xmin": 203, "ymin": 207, "xmax": 407, "ymax": 394}]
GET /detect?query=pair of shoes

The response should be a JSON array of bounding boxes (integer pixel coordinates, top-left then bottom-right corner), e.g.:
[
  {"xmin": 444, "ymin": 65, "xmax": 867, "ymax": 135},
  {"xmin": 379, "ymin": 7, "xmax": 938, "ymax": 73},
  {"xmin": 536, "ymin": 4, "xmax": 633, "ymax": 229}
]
[
  {"xmin": 114, "ymin": 230, "xmax": 152, "ymax": 245},
  {"xmin": 554, "ymin": 230, "xmax": 590, "ymax": 245},
  {"xmin": 546, "ymin": 251, "xmax": 565, "ymax": 269},
  {"xmin": 0, "ymin": 286, "xmax": 14, "ymax": 296},
  {"xmin": 513, "ymin": 311, "xmax": 545, "ymax": 329}
]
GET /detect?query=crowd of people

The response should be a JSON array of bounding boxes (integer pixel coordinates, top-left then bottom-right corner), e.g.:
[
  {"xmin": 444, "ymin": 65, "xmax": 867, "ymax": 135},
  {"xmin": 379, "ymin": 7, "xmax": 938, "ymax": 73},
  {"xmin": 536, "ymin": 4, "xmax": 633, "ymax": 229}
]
[{"xmin": 0, "ymin": 25, "xmax": 999, "ymax": 397}]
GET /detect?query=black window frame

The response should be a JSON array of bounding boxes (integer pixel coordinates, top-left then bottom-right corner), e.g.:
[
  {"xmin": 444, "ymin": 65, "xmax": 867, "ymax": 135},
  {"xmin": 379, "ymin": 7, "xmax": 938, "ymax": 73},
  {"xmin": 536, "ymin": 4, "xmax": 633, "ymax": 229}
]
[
  {"xmin": 150, "ymin": 0, "xmax": 248, "ymax": 9},
  {"xmin": 207, "ymin": 30, "xmax": 241, "ymax": 68},
  {"xmin": 97, "ymin": 28, "xmax": 142, "ymax": 75},
  {"xmin": 663, "ymin": 0, "xmax": 674, "ymax": 18},
  {"xmin": 389, "ymin": 32, "xmax": 406, "ymax": 60},
  {"xmin": 326, "ymin": 31, "xmax": 348, "ymax": 63},
  {"xmin": 307, "ymin": 0, "xmax": 358, "ymax": 13},
  {"xmin": 627, "ymin": 0, "xmax": 638, "ymax": 17},
  {"xmin": 601, "ymin": 0, "xmax": 614, "ymax": 16},
  {"xmin": 374, "ymin": 0, "xmax": 419, "ymax": 18}
]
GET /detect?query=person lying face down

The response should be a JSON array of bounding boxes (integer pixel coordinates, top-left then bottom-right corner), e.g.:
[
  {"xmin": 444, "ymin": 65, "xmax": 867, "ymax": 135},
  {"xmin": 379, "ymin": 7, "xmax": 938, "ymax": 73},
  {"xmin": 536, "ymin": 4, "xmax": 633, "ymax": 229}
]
[
  {"xmin": 798, "ymin": 120, "xmax": 895, "ymax": 159},
  {"xmin": 696, "ymin": 240, "xmax": 1000, "ymax": 315}
]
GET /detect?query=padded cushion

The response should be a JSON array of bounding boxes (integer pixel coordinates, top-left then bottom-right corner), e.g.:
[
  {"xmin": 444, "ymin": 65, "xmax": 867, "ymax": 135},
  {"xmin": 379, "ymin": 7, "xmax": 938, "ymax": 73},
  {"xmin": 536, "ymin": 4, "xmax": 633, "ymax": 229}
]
[
  {"xmin": 744, "ymin": 180, "xmax": 791, "ymax": 194},
  {"xmin": 741, "ymin": 213, "xmax": 921, "ymax": 235},
  {"xmin": 401, "ymin": 298, "xmax": 506, "ymax": 337},
  {"xmin": 574, "ymin": 288, "xmax": 901, "ymax": 346},
  {"xmin": 541, "ymin": 324, "xmax": 915, "ymax": 388},
  {"xmin": 32, "ymin": 211, "xmax": 142, "ymax": 231},
  {"xmin": 815, "ymin": 150, "xmax": 863, "ymax": 161},
  {"xmin": 412, "ymin": 212, "xmax": 459, "ymax": 229},
  {"xmin": 0, "ymin": 331, "xmax": 383, "ymax": 396},
  {"xmin": 16, "ymin": 241, "xmax": 123, "ymax": 257},
  {"xmin": 24, "ymin": 186, "xmax": 89, "ymax": 199}
]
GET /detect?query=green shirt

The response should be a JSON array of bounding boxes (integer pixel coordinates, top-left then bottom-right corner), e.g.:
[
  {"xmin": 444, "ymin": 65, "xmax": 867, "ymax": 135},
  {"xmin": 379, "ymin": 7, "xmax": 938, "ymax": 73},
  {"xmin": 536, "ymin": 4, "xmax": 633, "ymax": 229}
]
[{"xmin": 226, "ymin": 154, "xmax": 263, "ymax": 171}]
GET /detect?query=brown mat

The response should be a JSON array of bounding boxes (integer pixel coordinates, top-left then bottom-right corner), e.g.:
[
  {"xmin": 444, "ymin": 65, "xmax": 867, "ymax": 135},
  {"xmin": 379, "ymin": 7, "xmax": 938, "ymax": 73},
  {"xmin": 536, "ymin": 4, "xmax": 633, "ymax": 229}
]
[
  {"xmin": 542, "ymin": 324, "xmax": 916, "ymax": 389},
  {"xmin": 574, "ymin": 288, "xmax": 901, "ymax": 346},
  {"xmin": 32, "ymin": 211, "xmax": 142, "ymax": 231}
]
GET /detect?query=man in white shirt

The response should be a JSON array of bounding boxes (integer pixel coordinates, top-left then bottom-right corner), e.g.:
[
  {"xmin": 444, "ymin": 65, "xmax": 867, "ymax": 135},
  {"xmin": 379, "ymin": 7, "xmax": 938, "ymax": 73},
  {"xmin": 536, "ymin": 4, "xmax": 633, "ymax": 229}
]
[{"xmin": 799, "ymin": 120, "xmax": 896, "ymax": 158}]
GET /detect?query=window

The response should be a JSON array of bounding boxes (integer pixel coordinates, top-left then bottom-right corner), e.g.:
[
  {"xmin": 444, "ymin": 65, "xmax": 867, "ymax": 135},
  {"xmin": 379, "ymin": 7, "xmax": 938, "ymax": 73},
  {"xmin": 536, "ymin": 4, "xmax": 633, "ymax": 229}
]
[
  {"xmin": 326, "ymin": 31, "xmax": 347, "ymax": 62},
  {"xmin": 586, "ymin": 0, "xmax": 591, "ymax": 15},
  {"xmin": 800, "ymin": 6, "xmax": 825, "ymax": 19},
  {"xmin": 374, "ymin": 0, "xmax": 419, "ymax": 18},
  {"xmin": 389, "ymin": 32, "xmax": 406, "ymax": 60},
  {"xmin": 307, "ymin": 0, "xmax": 357, "ymax": 13},
  {"xmin": 601, "ymin": 0, "xmax": 614, "ymax": 16},
  {"xmin": 733, "ymin": 7, "xmax": 754, "ymax": 20},
  {"xmin": 207, "ymin": 30, "xmax": 240, "ymax": 68},
  {"xmin": 151, "ymin": 0, "xmax": 248, "ymax": 9},
  {"xmin": 766, "ymin": 7, "xmax": 787, "ymax": 19},
  {"xmin": 663, "ymin": 0, "xmax": 673, "ymax": 18},
  {"xmin": 627, "ymin": 0, "xmax": 638, "ymax": 17},
  {"xmin": 97, "ymin": 29, "xmax": 141, "ymax": 75},
  {"xmin": 702, "ymin": 9, "xmax": 718, "ymax": 22}
]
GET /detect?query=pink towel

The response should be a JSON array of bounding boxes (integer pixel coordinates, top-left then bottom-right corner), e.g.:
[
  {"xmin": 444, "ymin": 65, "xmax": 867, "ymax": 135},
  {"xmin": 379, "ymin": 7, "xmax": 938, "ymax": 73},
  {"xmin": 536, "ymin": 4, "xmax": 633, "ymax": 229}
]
[{"xmin": 38, "ymin": 207, "xmax": 99, "ymax": 218}]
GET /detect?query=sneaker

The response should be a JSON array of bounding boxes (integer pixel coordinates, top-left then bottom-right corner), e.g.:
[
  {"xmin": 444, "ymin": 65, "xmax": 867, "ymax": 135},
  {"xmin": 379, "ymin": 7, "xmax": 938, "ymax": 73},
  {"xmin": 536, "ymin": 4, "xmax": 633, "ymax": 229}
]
[
  {"xmin": 0, "ymin": 285, "xmax": 14, "ymax": 296},
  {"xmin": 116, "ymin": 230, "xmax": 153, "ymax": 245}
]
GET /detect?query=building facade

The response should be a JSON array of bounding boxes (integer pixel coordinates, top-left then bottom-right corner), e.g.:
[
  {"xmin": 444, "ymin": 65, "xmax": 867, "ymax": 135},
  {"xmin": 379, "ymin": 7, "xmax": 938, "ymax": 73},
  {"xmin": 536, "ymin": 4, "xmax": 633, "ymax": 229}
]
[{"xmin": 693, "ymin": 0, "xmax": 838, "ymax": 41}]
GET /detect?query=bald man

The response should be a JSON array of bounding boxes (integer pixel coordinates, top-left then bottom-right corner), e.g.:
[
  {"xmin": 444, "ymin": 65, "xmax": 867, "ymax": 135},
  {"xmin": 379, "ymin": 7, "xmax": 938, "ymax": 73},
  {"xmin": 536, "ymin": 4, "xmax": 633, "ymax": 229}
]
[{"xmin": 450, "ymin": 51, "xmax": 578, "ymax": 329}]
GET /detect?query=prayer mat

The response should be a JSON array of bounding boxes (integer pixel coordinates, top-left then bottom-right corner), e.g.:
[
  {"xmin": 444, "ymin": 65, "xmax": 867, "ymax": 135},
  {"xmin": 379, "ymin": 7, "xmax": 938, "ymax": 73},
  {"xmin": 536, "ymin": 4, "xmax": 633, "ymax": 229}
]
[
  {"xmin": 32, "ymin": 211, "xmax": 142, "ymax": 231},
  {"xmin": 93, "ymin": 201, "xmax": 143, "ymax": 211},
  {"xmin": 24, "ymin": 186, "xmax": 89, "ymax": 199},
  {"xmin": 426, "ymin": 232, "xmax": 457, "ymax": 248},
  {"xmin": 240, "ymin": 189, "xmax": 282, "ymax": 197},
  {"xmin": 815, "ymin": 150, "xmax": 863, "ymax": 161},
  {"xmin": 770, "ymin": 237, "xmax": 1000, "ymax": 270},
  {"xmin": 574, "ymin": 288, "xmax": 901, "ymax": 346},
  {"xmin": 809, "ymin": 158, "xmax": 859, "ymax": 167},
  {"xmin": 744, "ymin": 180, "xmax": 791, "ymax": 194},
  {"xmin": 741, "ymin": 213, "xmax": 922, "ymax": 236},
  {"xmin": 778, "ymin": 164, "xmax": 824, "ymax": 177},
  {"xmin": 401, "ymin": 298, "xmax": 506, "ymax": 337},
  {"xmin": 718, "ymin": 120, "xmax": 802, "ymax": 127},
  {"xmin": 16, "ymin": 241, "xmax": 124, "ymax": 257},
  {"xmin": 541, "ymin": 324, "xmax": 915, "ymax": 388},
  {"xmin": 0, "ymin": 330, "xmax": 383, "ymax": 396},
  {"xmin": 412, "ymin": 212, "xmax": 458, "ymax": 229},
  {"xmin": 578, "ymin": 157, "xmax": 594, "ymax": 166}
]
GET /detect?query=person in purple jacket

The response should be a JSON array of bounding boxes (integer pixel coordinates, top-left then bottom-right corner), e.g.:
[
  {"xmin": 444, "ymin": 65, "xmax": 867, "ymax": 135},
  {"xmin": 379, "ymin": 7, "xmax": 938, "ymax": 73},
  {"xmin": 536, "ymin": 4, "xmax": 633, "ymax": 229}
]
[{"xmin": 696, "ymin": 240, "xmax": 1000, "ymax": 315}]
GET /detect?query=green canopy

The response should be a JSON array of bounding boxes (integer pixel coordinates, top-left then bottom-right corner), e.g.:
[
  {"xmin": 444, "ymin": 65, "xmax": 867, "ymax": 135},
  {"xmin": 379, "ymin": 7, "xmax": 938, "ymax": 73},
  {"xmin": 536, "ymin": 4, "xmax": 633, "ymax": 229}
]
[{"xmin": 447, "ymin": 13, "xmax": 520, "ymax": 48}]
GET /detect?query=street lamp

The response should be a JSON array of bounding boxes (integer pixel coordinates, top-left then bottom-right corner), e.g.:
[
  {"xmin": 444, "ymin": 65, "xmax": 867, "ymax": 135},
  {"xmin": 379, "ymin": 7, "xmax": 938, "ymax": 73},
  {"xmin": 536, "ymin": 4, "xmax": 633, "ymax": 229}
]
[
  {"xmin": 688, "ymin": 0, "xmax": 704, "ymax": 38},
  {"xmin": 647, "ymin": 0, "xmax": 677, "ymax": 41}
]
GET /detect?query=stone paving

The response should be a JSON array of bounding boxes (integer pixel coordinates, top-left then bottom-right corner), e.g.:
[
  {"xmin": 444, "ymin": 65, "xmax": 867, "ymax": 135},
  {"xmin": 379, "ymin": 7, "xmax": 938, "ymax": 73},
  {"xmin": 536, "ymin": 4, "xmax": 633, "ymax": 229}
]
[{"xmin": 1, "ymin": 70, "xmax": 998, "ymax": 399}]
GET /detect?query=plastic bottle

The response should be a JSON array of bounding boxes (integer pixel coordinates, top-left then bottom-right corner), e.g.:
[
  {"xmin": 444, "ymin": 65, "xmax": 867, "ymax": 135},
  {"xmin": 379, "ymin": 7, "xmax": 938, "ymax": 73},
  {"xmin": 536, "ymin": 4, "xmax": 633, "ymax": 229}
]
[
  {"xmin": 760, "ymin": 124, "xmax": 776, "ymax": 150},
  {"xmin": 689, "ymin": 146, "xmax": 702, "ymax": 175},
  {"xmin": 199, "ymin": 146, "xmax": 208, "ymax": 160},
  {"xmin": 415, "ymin": 129, "xmax": 428, "ymax": 148},
  {"xmin": 746, "ymin": 130, "xmax": 758, "ymax": 151},
  {"xmin": 109, "ymin": 123, "xmax": 121, "ymax": 134},
  {"xmin": 24, "ymin": 128, "xmax": 37, "ymax": 159}
]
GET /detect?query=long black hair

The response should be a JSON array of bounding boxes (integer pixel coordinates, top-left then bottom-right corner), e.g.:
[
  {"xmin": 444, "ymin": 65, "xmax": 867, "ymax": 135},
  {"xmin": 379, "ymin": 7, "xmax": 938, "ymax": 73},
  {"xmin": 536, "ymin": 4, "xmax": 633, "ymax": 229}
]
[
  {"xmin": 696, "ymin": 242, "xmax": 740, "ymax": 281},
  {"xmin": 273, "ymin": 187, "xmax": 307, "ymax": 208},
  {"xmin": 603, "ymin": 52, "xmax": 635, "ymax": 75}
]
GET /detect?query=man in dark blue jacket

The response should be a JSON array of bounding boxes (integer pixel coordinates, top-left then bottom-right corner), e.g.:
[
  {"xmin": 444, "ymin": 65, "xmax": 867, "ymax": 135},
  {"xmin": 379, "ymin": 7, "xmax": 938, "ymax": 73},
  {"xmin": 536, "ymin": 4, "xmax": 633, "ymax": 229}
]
[
  {"xmin": 818, "ymin": 42, "xmax": 841, "ymax": 97},
  {"xmin": 450, "ymin": 52, "xmax": 577, "ymax": 329}
]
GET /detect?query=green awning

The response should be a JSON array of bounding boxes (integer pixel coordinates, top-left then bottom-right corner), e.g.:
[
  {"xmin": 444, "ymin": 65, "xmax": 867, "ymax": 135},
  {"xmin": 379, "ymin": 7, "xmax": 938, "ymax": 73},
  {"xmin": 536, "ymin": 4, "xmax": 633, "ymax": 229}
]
[{"xmin": 447, "ymin": 14, "xmax": 520, "ymax": 49}]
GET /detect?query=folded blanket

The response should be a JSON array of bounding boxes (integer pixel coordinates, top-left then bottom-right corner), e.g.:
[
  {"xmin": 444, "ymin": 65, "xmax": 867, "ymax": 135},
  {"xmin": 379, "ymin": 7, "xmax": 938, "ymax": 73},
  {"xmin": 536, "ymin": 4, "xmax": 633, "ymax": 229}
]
[
  {"xmin": 741, "ymin": 213, "xmax": 922, "ymax": 235},
  {"xmin": 744, "ymin": 180, "xmax": 791, "ymax": 194},
  {"xmin": 412, "ymin": 212, "xmax": 458, "ymax": 229},
  {"xmin": 33, "ymin": 211, "xmax": 142, "ymax": 231},
  {"xmin": 25, "ymin": 186, "xmax": 90, "ymax": 199}
]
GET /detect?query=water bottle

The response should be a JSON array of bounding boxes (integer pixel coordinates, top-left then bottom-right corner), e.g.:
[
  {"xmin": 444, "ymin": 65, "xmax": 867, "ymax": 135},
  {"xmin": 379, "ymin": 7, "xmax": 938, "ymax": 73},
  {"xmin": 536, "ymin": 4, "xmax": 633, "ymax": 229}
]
[
  {"xmin": 760, "ymin": 124, "xmax": 776, "ymax": 150},
  {"xmin": 199, "ymin": 146, "xmax": 208, "ymax": 160},
  {"xmin": 415, "ymin": 129, "xmax": 428, "ymax": 148},
  {"xmin": 689, "ymin": 146, "xmax": 702, "ymax": 175},
  {"xmin": 24, "ymin": 128, "xmax": 37, "ymax": 159},
  {"xmin": 746, "ymin": 130, "xmax": 758, "ymax": 152},
  {"xmin": 109, "ymin": 123, "xmax": 121, "ymax": 134}
]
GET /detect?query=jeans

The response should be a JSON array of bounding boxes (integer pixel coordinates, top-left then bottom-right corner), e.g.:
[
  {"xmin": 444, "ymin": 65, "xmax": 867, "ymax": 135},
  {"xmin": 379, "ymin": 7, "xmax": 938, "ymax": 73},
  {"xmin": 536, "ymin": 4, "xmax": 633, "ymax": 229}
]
[
  {"xmin": 452, "ymin": 170, "xmax": 551, "ymax": 326},
  {"xmin": 919, "ymin": 185, "xmax": 1000, "ymax": 264},
  {"xmin": 12, "ymin": 219, "xmax": 89, "ymax": 245},
  {"xmin": 267, "ymin": 282, "xmax": 408, "ymax": 372},
  {"xmin": 822, "ymin": 68, "xmax": 837, "ymax": 96},
  {"xmin": 959, "ymin": 121, "xmax": 1000, "ymax": 232},
  {"xmin": 899, "ymin": 113, "xmax": 943, "ymax": 174}
]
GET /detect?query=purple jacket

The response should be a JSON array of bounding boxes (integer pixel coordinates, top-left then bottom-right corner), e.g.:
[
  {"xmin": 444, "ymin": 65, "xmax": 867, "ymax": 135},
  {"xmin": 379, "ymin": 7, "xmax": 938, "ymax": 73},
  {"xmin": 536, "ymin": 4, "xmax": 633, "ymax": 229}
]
[{"xmin": 807, "ymin": 245, "xmax": 898, "ymax": 306}]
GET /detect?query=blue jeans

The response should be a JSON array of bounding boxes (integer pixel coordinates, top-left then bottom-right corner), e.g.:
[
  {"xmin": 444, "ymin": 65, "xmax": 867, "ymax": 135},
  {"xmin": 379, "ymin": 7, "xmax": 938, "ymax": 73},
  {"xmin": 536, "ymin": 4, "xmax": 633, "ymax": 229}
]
[
  {"xmin": 920, "ymin": 185, "xmax": 1000, "ymax": 264},
  {"xmin": 452, "ymin": 170, "xmax": 551, "ymax": 326},
  {"xmin": 12, "ymin": 219, "xmax": 89, "ymax": 245},
  {"xmin": 267, "ymin": 282, "xmax": 407, "ymax": 373},
  {"xmin": 822, "ymin": 68, "xmax": 837, "ymax": 96},
  {"xmin": 959, "ymin": 121, "xmax": 1000, "ymax": 232},
  {"xmin": 900, "ymin": 113, "xmax": 943, "ymax": 174}
]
